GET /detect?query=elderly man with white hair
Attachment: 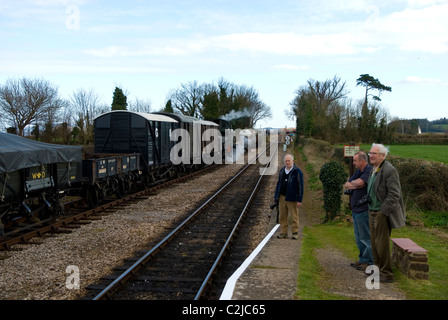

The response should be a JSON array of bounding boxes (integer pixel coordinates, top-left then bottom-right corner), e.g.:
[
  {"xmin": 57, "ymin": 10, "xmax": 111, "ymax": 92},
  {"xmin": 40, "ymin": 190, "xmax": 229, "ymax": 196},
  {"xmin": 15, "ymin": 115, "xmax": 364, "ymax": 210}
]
[
  {"xmin": 367, "ymin": 143, "xmax": 406, "ymax": 283},
  {"xmin": 274, "ymin": 153, "xmax": 304, "ymax": 240}
]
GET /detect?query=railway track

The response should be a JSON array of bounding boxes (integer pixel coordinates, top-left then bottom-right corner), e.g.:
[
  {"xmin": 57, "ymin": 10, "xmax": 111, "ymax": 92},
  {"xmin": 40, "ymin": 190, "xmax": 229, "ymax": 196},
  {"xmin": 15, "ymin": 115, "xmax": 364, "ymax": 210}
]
[
  {"xmin": 86, "ymin": 145, "xmax": 278, "ymax": 300},
  {"xmin": 0, "ymin": 165, "xmax": 218, "ymax": 251}
]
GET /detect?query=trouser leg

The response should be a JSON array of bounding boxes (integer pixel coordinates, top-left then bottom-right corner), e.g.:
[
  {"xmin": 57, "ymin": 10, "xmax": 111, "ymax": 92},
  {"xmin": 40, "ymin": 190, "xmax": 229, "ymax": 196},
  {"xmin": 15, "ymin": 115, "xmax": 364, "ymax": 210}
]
[
  {"xmin": 279, "ymin": 195, "xmax": 289, "ymax": 234},
  {"xmin": 369, "ymin": 211, "xmax": 393, "ymax": 278},
  {"xmin": 355, "ymin": 211, "xmax": 373, "ymax": 265},
  {"xmin": 353, "ymin": 212, "xmax": 363, "ymax": 261},
  {"xmin": 287, "ymin": 200, "xmax": 299, "ymax": 234}
]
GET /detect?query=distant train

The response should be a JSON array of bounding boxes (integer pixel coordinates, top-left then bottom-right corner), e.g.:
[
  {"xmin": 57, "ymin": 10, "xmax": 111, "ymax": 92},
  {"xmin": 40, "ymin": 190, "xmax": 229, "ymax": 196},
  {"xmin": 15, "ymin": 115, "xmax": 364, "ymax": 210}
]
[{"xmin": 0, "ymin": 111, "xmax": 232, "ymax": 234}]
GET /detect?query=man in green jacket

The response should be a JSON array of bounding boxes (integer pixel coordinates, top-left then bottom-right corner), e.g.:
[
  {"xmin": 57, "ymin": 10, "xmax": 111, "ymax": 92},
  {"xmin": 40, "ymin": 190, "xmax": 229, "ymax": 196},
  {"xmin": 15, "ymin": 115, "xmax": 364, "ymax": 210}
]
[{"xmin": 367, "ymin": 143, "xmax": 406, "ymax": 283}]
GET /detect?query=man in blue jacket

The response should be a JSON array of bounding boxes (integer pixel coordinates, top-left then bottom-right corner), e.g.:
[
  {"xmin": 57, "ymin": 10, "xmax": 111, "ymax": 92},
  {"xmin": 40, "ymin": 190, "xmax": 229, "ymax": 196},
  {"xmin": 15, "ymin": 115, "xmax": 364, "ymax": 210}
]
[
  {"xmin": 274, "ymin": 154, "xmax": 304, "ymax": 239},
  {"xmin": 344, "ymin": 151, "xmax": 373, "ymax": 271}
]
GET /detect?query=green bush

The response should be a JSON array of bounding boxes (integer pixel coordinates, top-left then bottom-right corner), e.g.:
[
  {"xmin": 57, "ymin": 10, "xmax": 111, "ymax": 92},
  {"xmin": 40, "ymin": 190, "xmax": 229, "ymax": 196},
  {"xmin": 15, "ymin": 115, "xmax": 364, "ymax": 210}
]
[
  {"xmin": 319, "ymin": 161, "xmax": 347, "ymax": 222},
  {"xmin": 332, "ymin": 145, "xmax": 448, "ymax": 213},
  {"xmin": 389, "ymin": 157, "xmax": 448, "ymax": 212}
]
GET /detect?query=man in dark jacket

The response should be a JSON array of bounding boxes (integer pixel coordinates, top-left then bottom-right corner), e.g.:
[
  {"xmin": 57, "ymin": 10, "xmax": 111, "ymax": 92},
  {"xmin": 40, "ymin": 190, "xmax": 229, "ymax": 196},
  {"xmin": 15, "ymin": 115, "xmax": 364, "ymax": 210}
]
[
  {"xmin": 344, "ymin": 152, "xmax": 373, "ymax": 271},
  {"xmin": 274, "ymin": 154, "xmax": 304, "ymax": 239}
]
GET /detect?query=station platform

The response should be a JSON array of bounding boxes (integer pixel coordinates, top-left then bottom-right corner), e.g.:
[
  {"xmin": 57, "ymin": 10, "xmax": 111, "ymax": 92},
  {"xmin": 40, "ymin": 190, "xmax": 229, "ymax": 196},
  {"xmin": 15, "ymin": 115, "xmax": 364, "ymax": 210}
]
[{"xmin": 220, "ymin": 207, "xmax": 305, "ymax": 300}]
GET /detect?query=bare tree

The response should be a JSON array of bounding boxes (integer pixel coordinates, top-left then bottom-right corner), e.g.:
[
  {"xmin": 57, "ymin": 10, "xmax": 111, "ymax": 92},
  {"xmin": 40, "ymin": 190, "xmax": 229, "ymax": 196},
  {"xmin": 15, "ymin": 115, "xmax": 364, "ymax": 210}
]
[
  {"xmin": 169, "ymin": 81, "xmax": 203, "ymax": 118},
  {"xmin": 39, "ymin": 98, "xmax": 69, "ymax": 142},
  {"xmin": 0, "ymin": 77, "xmax": 60, "ymax": 136},
  {"xmin": 70, "ymin": 88, "xmax": 102, "ymax": 128},
  {"xmin": 290, "ymin": 75, "xmax": 349, "ymax": 142},
  {"xmin": 70, "ymin": 88, "xmax": 106, "ymax": 145},
  {"xmin": 128, "ymin": 98, "xmax": 152, "ymax": 113},
  {"xmin": 167, "ymin": 79, "xmax": 271, "ymax": 128},
  {"xmin": 234, "ymin": 85, "xmax": 271, "ymax": 128},
  {"xmin": 307, "ymin": 75, "xmax": 349, "ymax": 114}
]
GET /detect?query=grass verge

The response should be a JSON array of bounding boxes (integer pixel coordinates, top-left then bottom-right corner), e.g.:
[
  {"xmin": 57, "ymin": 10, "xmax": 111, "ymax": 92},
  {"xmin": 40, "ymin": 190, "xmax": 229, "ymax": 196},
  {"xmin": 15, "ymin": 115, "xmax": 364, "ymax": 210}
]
[{"xmin": 296, "ymin": 221, "xmax": 448, "ymax": 300}]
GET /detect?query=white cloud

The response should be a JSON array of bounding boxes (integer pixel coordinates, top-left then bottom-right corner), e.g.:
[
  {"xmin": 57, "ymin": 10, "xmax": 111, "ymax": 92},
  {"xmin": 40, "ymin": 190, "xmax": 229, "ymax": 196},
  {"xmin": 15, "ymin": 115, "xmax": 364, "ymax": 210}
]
[
  {"xmin": 83, "ymin": 43, "xmax": 201, "ymax": 58},
  {"xmin": 406, "ymin": 0, "xmax": 448, "ymax": 8},
  {"xmin": 366, "ymin": 3, "xmax": 448, "ymax": 53},
  {"xmin": 81, "ymin": 2, "xmax": 448, "ymax": 61},
  {"xmin": 215, "ymin": 32, "xmax": 361, "ymax": 55},
  {"xmin": 271, "ymin": 64, "xmax": 311, "ymax": 71},
  {"xmin": 83, "ymin": 31, "xmax": 378, "ymax": 59},
  {"xmin": 402, "ymin": 76, "xmax": 442, "ymax": 85}
]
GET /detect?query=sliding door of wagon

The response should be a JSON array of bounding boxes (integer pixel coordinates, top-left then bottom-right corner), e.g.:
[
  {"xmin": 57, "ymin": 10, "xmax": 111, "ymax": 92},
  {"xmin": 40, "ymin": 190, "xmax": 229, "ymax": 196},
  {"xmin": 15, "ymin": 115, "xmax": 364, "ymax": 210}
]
[
  {"xmin": 160, "ymin": 121, "xmax": 171, "ymax": 164},
  {"xmin": 111, "ymin": 112, "xmax": 131, "ymax": 152},
  {"xmin": 129, "ymin": 113, "xmax": 149, "ymax": 167}
]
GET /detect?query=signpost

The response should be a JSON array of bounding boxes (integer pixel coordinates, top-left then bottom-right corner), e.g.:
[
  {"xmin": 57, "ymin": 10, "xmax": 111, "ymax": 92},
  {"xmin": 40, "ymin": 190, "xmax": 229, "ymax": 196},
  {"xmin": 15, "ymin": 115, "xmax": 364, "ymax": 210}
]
[
  {"xmin": 343, "ymin": 145, "xmax": 360, "ymax": 158},
  {"xmin": 344, "ymin": 144, "xmax": 360, "ymax": 177},
  {"xmin": 344, "ymin": 144, "xmax": 360, "ymax": 211}
]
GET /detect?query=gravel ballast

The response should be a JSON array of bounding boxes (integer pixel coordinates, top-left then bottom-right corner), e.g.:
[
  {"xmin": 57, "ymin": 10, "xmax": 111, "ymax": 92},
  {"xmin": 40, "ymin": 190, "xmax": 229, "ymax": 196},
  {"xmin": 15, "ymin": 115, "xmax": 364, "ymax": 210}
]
[{"xmin": 0, "ymin": 164, "xmax": 248, "ymax": 300}]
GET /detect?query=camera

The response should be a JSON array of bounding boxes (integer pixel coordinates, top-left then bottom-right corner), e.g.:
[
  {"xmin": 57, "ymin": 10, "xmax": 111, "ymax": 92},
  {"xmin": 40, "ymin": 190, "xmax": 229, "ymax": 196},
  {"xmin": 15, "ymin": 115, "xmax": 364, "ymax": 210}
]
[
  {"xmin": 343, "ymin": 189, "xmax": 353, "ymax": 195},
  {"xmin": 357, "ymin": 195, "xmax": 371, "ymax": 206},
  {"xmin": 270, "ymin": 200, "xmax": 279, "ymax": 210}
]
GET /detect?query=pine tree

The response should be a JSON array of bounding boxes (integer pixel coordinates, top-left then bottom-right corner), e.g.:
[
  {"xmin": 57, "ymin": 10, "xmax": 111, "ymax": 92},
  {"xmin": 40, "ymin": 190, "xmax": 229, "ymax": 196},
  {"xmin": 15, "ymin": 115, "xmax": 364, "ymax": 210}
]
[
  {"xmin": 163, "ymin": 99, "xmax": 174, "ymax": 113},
  {"xmin": 356, "ymin": 74, "xmax": 391, "ymax": 142},
  {"xmin": 111, "ymin": 87, "xmax": 128, "ymax": 110},
  {"xmin": 356, "ymin": 74, "xmax": 391, "ymax": 107}
]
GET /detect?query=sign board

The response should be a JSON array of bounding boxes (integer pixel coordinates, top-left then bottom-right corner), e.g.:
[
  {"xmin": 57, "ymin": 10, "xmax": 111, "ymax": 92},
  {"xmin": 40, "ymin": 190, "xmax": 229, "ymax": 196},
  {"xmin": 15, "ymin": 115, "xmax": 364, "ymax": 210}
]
[{"xmin": 344, "ymin": 145, "xmax": 360, "ymax": 157}]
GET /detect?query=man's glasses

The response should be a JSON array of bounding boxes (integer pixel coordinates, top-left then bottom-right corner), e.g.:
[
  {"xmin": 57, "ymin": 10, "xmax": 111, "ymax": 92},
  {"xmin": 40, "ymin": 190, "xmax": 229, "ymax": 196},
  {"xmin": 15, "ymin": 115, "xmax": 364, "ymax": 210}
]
[{"xmin": 368, "ymin": 152, "xmax": 383, "ymax": 156}]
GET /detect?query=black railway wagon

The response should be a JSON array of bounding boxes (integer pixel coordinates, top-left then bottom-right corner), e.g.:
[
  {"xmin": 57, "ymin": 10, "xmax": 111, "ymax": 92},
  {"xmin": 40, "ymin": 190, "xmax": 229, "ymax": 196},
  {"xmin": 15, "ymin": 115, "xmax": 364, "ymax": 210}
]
[
  {"xmin": 212, "ymin": 118, "xmax": 232, "ymax": 157},
  {"xmin": 93, "ymin": 111, "xmax": 178, "ymax": 181},
  {"xmin": 94, "ymin": 111, "xmax": 178, "ymax": 166},
  {"xmin": 82, "ymin": 153, "xmax": 141, "ymax": 207},
  {"xmin": 0, "ymin": 132, "xmax": 82, "ymax": 231},
  {"xmin": 212, "ymin": 118, "xmax": 232, "ymax": 136},
  {"xmin": 153, "ymin": 112, "xmax": 219, "ymax": 165}
]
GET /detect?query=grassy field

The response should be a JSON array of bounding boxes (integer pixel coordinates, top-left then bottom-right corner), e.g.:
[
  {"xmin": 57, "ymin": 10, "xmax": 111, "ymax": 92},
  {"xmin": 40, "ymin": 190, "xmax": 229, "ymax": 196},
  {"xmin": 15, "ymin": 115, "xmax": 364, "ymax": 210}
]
[
  {"xmin": 354, "ymin": 144, "xmax": 448, "ymax": 164},
  {"xmin": 388, "ymin": 145, "xmax": 448, "ymax": 164}
]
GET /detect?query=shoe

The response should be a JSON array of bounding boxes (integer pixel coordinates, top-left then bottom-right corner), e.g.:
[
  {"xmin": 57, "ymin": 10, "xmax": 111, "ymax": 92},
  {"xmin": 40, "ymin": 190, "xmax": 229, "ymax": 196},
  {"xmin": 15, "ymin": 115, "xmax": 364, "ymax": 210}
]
[
  {"xmin": 356, "ymin": 263, "xmax": 369, "ymax": 271},
  {"xmin": 350, "ymin": 261, "xmax": 361, "ymax": 268},
  {"xmin": 363, "ymin": 269, "xmax": 394, "ymax": 283},
  {"xmin": 291, "ymin": 233, "xmax": 299, "ymax": 240},
  {"xmin": 364, "ymin": 265, "xmax": 377, "ymax": 276},
  {"xmin": 277, "ymin": 233, "xmax": 288, "ymax": 239},
  {"xmin": 380, "ymin": 276, "xmax": 394, "ymax": 283}
]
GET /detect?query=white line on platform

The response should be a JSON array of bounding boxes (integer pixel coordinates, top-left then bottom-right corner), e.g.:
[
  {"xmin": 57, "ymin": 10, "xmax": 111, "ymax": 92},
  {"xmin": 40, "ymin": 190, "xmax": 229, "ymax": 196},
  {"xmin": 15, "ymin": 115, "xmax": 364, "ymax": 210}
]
[{"xmin": 219, "ymin": 224, "xmax": 280, "ymax": 300}]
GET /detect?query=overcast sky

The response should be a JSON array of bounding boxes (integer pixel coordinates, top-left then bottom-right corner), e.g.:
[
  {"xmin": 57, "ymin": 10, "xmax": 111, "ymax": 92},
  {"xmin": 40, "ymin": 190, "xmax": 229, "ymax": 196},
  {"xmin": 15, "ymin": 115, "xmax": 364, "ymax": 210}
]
[{"xmin": 1, "ymin": 0, "xmax": 447, "ymax": 128}]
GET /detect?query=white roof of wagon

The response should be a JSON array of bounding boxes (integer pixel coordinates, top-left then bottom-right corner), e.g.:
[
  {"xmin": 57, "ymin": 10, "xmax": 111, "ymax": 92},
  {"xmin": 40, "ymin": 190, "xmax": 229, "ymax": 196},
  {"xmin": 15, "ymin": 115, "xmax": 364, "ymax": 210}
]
[
  {"xmin": 94, "ymin": 111, "xmax": 178, "ymax": 123},
  {"xmin": 152, "ymin": 112, "xmax": 218, "ymax": 127}
]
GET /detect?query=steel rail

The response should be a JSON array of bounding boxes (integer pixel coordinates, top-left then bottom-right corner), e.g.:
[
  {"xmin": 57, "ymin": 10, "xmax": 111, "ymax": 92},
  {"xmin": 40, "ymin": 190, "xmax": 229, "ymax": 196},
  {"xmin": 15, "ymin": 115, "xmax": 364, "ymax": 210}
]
[
  {"xmin": 194, "ymin": 143, "xmax": 278, "ymax": 299},
  {"xmin": 92, "ymin": 145, "xmax": 275, "ymax": 300},
  {"xmin": 0, "ymin": 164, "xmax": 217, "ymax": 251},
  {"xmin": 92, "ymin": 156, "xmax": 258, "ymax": 300}
]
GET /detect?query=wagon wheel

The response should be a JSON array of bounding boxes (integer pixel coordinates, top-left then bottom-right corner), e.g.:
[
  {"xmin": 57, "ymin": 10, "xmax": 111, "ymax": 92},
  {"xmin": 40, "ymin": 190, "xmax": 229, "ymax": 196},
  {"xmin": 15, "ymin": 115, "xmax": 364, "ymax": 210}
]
[
  {"xmin": 38, "ymin": 197, "xmax": 53, "ymax": 221},
  {"xmin": 87, "ymin": 185, "xmax": 99, "ymax": 208},
  {"xmin": 174, "ymin": 166, "xmax": 181, "ymax": 179},
  {"xmin": 48, "ymin": 193, "xmax": 64, "ymax": 217},
  {"xmin": 0, "ymin": 209, "xmax": 10, "ymax": 236},
  {"xmin": 117, "ymin": 178, "xmax": 126, "ymax": 198},
  {"xmin": 122, "ymin": 177, "xmax": 132, "ymax": 194}
]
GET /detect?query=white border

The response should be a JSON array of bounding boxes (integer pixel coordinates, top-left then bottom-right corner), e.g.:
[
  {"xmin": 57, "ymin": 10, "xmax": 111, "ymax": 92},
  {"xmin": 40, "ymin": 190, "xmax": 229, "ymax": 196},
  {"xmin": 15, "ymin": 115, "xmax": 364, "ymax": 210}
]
[{"xmin": 219, "ymin": 224, "xmax": 280, "ymax": 300}]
